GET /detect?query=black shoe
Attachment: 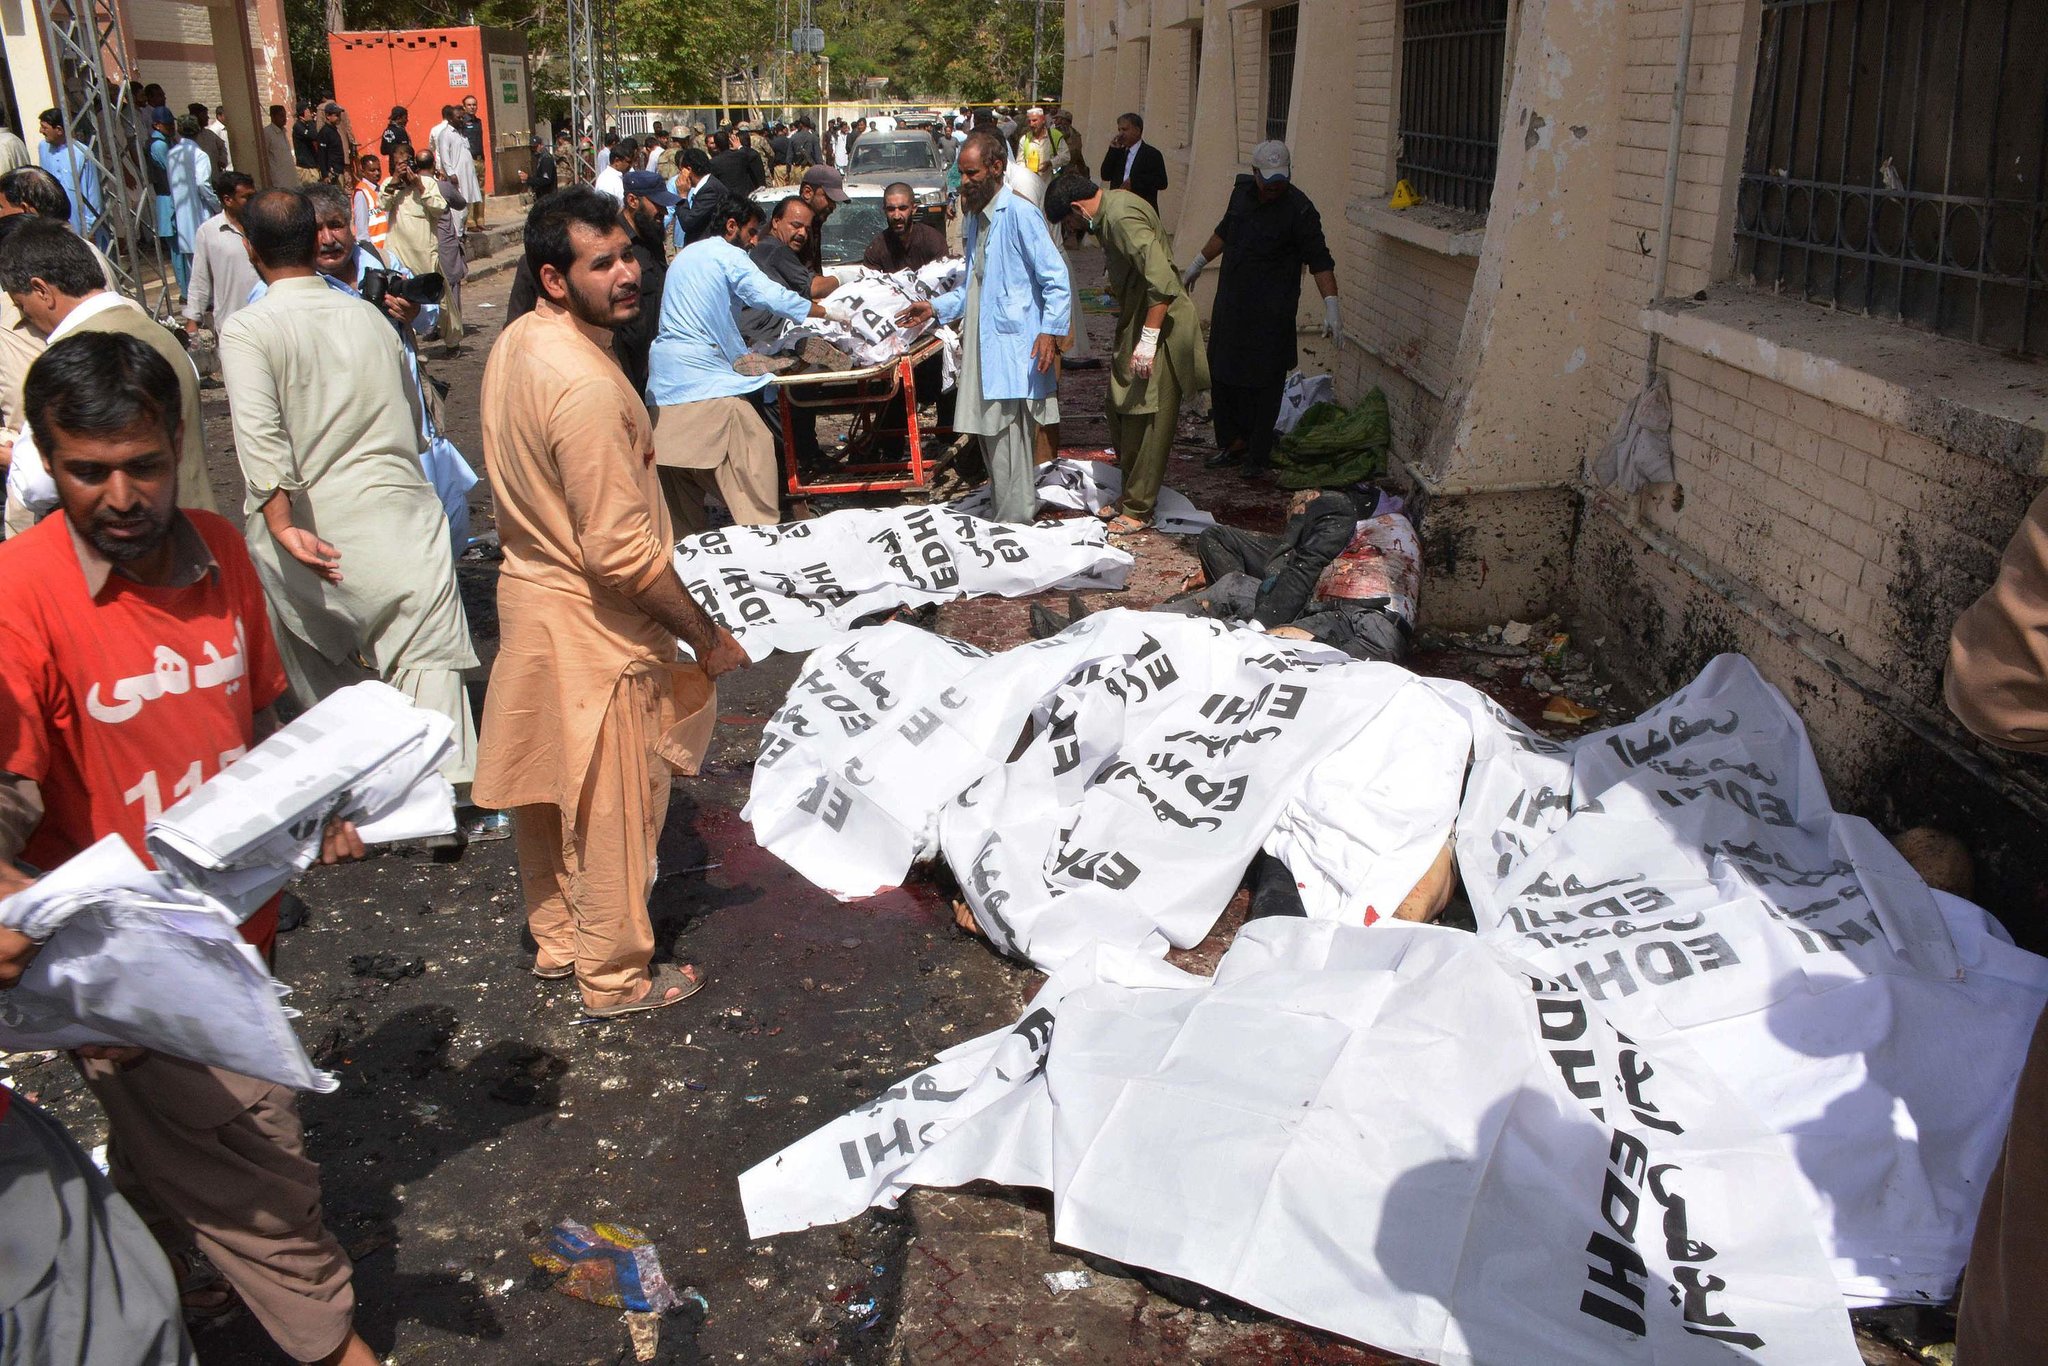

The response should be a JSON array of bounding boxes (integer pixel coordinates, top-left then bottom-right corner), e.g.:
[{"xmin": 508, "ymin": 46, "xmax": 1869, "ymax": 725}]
[
  {"xmin": 1239, "ymin": 462, "xmax": 1273, "ymax": 483},
  {"xmin": 1028, "ymin": 602, "xmax": 1070, "ymax": 640},
  {"xmin": 1205, "ymin": 447, "xmax": 1244, "ymax": 469}
]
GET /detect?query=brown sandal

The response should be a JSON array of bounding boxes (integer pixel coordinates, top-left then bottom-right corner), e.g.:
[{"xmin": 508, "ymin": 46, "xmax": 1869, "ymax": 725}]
[
  {"xmin": 1106, "ymin": 514, "xmax": 1151, "ymax": 536},
  {"xmin": 531, "ymin": 959, "xmax": 574, "ymax": 981},
  {"xmin": 581, "ymin": 963, "xmax": 707, "ymax": 1019}
]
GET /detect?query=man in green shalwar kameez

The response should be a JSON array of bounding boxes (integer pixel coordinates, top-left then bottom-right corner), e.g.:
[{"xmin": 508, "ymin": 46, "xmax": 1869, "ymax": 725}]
[{"xmin": 1045, "ymin": 177, "xmax": 1208, "ymax": 533}]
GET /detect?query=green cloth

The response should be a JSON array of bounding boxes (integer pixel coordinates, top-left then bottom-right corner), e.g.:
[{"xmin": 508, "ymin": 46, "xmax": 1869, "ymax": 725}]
[
  {"xmin": 1093, "ymin": 188, "xmax": 1209, "ymax": 415},
  {"xmin": 1273, "ymin": 390, "xmax": 1393, "ymax": 489}
]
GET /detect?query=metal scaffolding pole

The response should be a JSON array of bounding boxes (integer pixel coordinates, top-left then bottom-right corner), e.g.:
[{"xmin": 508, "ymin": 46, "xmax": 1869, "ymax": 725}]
[
  {"xmin": 36, "ymin": 0, "xmax": 170, "ymax": 317},
  {"xmin": 565, "ymin": 0, "xmax": 606, "ymax": 180}
]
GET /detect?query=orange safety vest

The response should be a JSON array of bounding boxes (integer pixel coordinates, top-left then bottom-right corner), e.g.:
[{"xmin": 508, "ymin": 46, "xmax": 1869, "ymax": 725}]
[{"xmin": 355, "ymin": 178, "xmax": 388, "ymax": 251}]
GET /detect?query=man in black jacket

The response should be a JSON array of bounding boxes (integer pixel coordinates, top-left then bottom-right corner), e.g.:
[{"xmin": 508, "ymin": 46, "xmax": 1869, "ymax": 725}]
[
  {"xmin": 1098, "ymin": 112, "xmax": 1167, "ymax": 209},
  {"xmin": 670, "ymin": 148, "xmax": 730, "ymax": 248},
  {"xmin": 708, "ymin": 130, "xmax": 766, "ymax": 198},
  {"xmin": 611, "ymin": 170, "xmax": 678, "ymax": 397}
]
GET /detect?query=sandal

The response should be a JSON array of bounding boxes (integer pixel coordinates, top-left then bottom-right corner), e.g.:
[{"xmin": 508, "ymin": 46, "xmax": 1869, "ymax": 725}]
[
  {"xmin": 1106, "ymin": 514, "xmax": 1151, "ymax": 536},
  {"xmin": 171, "ymin": 1249, "xmax": 239, "ymax": 1327},
  {"xmin": 581, "ymin": 962, "xmax": 707, "ymax": 1019},
  {"xmin": 531, "ymin": 959, "xmax": 574, "ymax": 981}
]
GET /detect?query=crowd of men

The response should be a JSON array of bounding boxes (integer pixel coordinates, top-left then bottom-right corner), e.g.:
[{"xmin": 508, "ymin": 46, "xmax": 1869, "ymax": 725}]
[{"xmin": 42, "ymin": 84, "xmax": 2048, "ymax": 1366}]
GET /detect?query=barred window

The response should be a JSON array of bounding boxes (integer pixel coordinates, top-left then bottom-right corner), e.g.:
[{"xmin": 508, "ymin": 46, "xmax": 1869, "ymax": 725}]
[
  {"xmin": 1265, "ymin": 4, "xmax": 1298, "ymax": 144},
  {"xmin": 1736, "ymin": 0, "xmax": 2048, "ymax": 357},
  {"xmin": 1396, "ymin": 0, "xmax": 1510, "ymax": 216}
]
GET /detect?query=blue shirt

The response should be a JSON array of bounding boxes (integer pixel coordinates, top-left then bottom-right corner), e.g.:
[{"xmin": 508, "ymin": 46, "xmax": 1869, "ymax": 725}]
[
  {"xmin": 646, "ymin": 236, "xmax": 811, "ymax": 407},
  {"xmin": 38, "ymin": 139, "xmax": 100, "ymax": 239}
]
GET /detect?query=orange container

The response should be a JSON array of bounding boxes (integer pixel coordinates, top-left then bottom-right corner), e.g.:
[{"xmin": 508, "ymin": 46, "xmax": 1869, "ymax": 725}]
[{"xmin": 327, "ymin": 26, "xmax": 534, "ymax": 196}]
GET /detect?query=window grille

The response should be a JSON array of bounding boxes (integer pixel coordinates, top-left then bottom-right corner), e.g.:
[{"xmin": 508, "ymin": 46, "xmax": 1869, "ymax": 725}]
[
  {"xmin": 1396, "ymin": 0, "xmax": 1510, "ymax": 215},
  {"xmin": 1736, "ymin": 0, "xmax": 2048, "ymax": 357},
  {"xmin": 1265, "ymin": 4, "xmax": 1298, "ymax": 144}
]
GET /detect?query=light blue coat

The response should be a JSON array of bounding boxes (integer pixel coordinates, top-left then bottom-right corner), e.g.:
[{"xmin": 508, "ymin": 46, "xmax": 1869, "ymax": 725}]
[{"xmin": 934, "ymin": 186, "xmax": 1071, "ymax": 403}]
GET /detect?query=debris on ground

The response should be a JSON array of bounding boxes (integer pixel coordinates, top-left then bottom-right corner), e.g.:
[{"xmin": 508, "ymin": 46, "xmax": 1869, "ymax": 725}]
[
  {"xmin": 529, "ymin": 1221, "xmax": 679, "ymax": 1313},
  {"xmin": 1043, "ymin": 1270, "xmax": 1094, "ymax": 1294}
]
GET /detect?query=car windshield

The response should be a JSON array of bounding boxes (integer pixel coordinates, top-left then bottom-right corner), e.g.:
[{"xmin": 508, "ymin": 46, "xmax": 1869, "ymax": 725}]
[
  {"xmin": 850, "ymin": 137, "xmax": 937, "ymax": 173},
  {"xmin": 819, "ymin": 199, "xmax": 887, "ymax": 266}
]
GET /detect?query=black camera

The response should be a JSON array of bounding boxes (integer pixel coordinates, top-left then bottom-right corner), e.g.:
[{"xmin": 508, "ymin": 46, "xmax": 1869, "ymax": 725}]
[{"xmin": 358, "ymin": 268, "xmax": 445, "ymax": 309}]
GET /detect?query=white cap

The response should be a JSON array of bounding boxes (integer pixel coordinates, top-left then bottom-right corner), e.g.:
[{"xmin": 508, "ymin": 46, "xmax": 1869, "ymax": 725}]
[{"xmin": 1251, "ymin": 140, "xmax": 1291, "ymax": 181}]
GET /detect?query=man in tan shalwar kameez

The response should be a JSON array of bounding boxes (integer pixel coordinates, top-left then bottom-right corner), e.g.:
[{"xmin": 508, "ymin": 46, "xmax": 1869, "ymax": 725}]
[
  {"xmin": 219, "ymin": 190, "xmax": 478, "ymax": 788},
  {"xmin": 476, "ymin": 186, "xmax": 749, "ymax": 1018}
]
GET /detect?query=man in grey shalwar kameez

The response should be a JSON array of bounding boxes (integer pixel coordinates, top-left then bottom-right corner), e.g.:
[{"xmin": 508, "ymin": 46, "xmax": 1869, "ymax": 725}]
[
  {"xmin": 901, "ymin": 132, "xmax": 1068, "ymax": 525},
  {"xmin": 219, "ymin": 189, "xmax": 479, "ymax": 790}
]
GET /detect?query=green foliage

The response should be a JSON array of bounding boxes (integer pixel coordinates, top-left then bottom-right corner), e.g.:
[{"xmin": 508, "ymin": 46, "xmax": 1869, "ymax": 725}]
[{"xmin": 285, "ymin": 0, "xmax": 1063, "ymax": 110}]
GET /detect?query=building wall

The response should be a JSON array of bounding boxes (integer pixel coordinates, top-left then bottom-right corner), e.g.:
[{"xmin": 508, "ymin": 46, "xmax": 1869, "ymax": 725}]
[{"xmin": 1068, "ymin": 0, "xmax": 2048, "ymax": 924}]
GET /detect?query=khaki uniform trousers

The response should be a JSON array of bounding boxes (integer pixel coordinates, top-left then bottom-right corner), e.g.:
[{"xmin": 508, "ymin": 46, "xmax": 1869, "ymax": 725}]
[
  {"xmin": 652, "ymin": 395, "xmax": 781, "ymax": 534},
  {"xmin": 1105, "ymin": 351, "xmax": 1183, "ymax": 522},
  {"xmin": 512, "ymin": 667, "xmax": 673, "ymax": 1009},
  {"xmin": 79, "ymin": 1053, "xmax": 356, "ymax": 1364}
]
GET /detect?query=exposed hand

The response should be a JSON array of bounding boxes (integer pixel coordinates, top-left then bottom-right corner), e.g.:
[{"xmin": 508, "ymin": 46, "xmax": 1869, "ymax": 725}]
[
  {"xmin": 385, "ymin": 294, "xmax": 421, "ymax": 326},
  {"xmin": 1031, "ymin": 333, "xmax": 1059, "ymax": 373},
  {"xmin": 0, "ymin": 428, "xmax": 15, "ymax": 471},
  {"xmin": 0, "ymin": 924, "xmax": 39, "ymax": 989},
  {"xmin": 183, "ymin": 318, "xmax": 199, "ymax": 336},
  {"xmin": 698, "ymin": 625, "xmax": 750, "ymax": 680},
  {"xmin": 1322, "ymin": 295, "xmax": 1344, "ymax": 350},
  {"xmin": 318, "ymin": 817, "xmax": 365, "ymax": 864},
  {"xmin": 276, "ymin": 526, "xmax": 343, "ymax": 582},
  {"xmin": 896, "ymin": 299, "xmax": 934, "ymax": 327},
  {"xmin": 1266, "ymin": 625, "xmax": 1314, "ymax": 640}
]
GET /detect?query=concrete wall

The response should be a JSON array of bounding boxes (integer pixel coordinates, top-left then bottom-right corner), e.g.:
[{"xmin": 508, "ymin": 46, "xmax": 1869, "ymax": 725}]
[{"xmin": 1068, "ymin": 0, "xmax": 2048, "ymax": 928}]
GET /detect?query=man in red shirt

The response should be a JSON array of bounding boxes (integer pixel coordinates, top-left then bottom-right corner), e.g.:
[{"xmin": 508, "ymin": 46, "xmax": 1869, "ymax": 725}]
[{"xmin": 0, "ymin": 332, "xmax": 375, "ymax": 1366}]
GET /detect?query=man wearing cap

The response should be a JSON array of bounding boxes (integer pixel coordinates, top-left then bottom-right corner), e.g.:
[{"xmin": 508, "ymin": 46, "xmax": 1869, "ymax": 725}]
[
  {"xmin": 1098, "ymin": 112, "xmax": 1167, "ymax": 211},
  {"xmin": 613, "ymin": 169, "xmax": 680, "ymax": 397},
  {"xmin": 1181, "ymin": 140, "xmax": 1341, "ymax": 481},
  {"xmin": 793, "ymin": 164, "xmax": 848, "ymax": 273},
  {"xmin": 314, "ymin": 103, "xmax": 350, "ymax": 183},
  {"xmin": 1043, "ymin": 173, "xmax": 1206, "ymax": 533},
  {"xmin": 1006, "ymin": 106, "xmax": 1068, "ymax": 209}
]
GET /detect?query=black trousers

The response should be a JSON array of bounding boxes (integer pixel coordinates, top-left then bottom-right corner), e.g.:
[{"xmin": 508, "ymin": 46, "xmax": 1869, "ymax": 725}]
[{"xmin": 1210, "ymin": 376, "xmax": 1287, "ymax": 468}]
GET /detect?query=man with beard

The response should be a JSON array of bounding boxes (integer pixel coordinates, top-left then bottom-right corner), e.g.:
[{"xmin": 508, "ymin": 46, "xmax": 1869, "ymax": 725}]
[
  {"xmin": 220, "ymin": 190, "xmax": 480, "ymax": 802},
  {"xmin": 647, "ymin": 199, "xmax": 851, "ymax": 531},
  {"xmin": 861, "ymin": 181, "xmax": 947, "ymax": 273},
  {"xmin": 477, "ymin": 186, "xmax": 748, "ymax": 1019},
  {"xmin": 898, "ymin": 132, "xmax": 1068, "ymax": 525},
  {"xmin": 612, "ymin": 169, "xmax": 680, "ymax": 397},
  {"xmin": 0, "ymin": 330, "xmax": 377, "ymax": 1366},
  {"xmin": 1042, "ymin": 175, "xmax": 1207, "ymax": 533},
  {"xmin": 1180, "ymin": 141, "xmax": 1339, "ymax": 480}
]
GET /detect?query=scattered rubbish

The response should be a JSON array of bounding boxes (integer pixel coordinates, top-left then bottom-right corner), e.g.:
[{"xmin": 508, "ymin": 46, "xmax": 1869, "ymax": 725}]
[
  {"xmin": 871, "ymin": 1264, "xmax": 887, "ymax": 1277},
  {"xmin": 684, "ymin": 1080, "xmax": 707, "ymax": 1091},
  {"xmin": 840, "ymin": 937, "xmax": 862, "ymax": 948},
  {"xmin": 744, "ymin": 1094, "xmax": 767, "ymax": 1103},
  {"xmin": 1541, "ymin": 633, "xmax": 1569, "ymax": 664},
  {"xmin": 1540, "ymin": 695, "xmax": 1600, "ymax": 726},
  {"xmin": 846, "ymin": 1297, "xmax": 876, "ymax": 1317},
  {"xmin": 347, "ymin": 952, "xmax": 425, "ymax": 981},
  {"xmin": 624, "ymin": 1309, "xmax": 661, "ymax": 1361},
  {"xmin": 530, "ymin": 1221, "xmax": 678, "ymax": 1313},
  {"xmin": 1498, "ymin": 620, "xmax": 1534, "ymax": 647},
  {"xmin": 496, "ymin": 1278, "xmax": 514, "ymax": 1294},
  {"xmin": 1043, "ymin": 1270, "xmax": 1093, "ymax": 1294},
  {"xmin": 678, "ymin": 1285, "xmax": 709, "ymax": 1314}
]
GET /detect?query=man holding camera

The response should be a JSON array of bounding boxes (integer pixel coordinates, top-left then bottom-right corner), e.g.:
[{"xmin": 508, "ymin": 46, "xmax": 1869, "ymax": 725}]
[
  {"xmin": 378, "ymin": 151, "xmax": 449, "ymax": 285},
  {"xmin": 220, "ymin": 190, "xmax": 478, "ymax": 796}
]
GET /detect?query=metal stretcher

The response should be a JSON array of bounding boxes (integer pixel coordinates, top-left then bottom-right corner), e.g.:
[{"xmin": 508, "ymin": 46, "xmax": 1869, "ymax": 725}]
[{"xmin": 766, "ymin": 334, "xmax": 951, "ymax": 497}]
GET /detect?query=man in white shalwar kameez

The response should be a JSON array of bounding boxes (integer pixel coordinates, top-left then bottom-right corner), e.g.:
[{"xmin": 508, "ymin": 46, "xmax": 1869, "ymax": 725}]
[
  {"xmin": 430, "ymin": 107, "xmax": 482, "ymax": 222},
  {"xmin": 219, "ymin": 189, "xmax": 478, "ymax": 789}
]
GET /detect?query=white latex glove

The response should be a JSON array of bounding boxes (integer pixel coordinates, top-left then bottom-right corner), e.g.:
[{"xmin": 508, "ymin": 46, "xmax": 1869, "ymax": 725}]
[
  {"xmin": 821, "ymin": 296, "xmax": 857, "ymax": 325},
  {"xmin": 1130, "ymin": 325, "xmax": 1160, "ymax": 380},
  {"xmin": 831, "ymin": 264, "xmax": 868, "ymax": 287},
  {"xmin": 1322, "ymin": 295, "xmax": 1344, "ymax": 350},
  {"xmin": 1180, "ymin": 253, "xmax": 1207, "ymax": 290}
]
